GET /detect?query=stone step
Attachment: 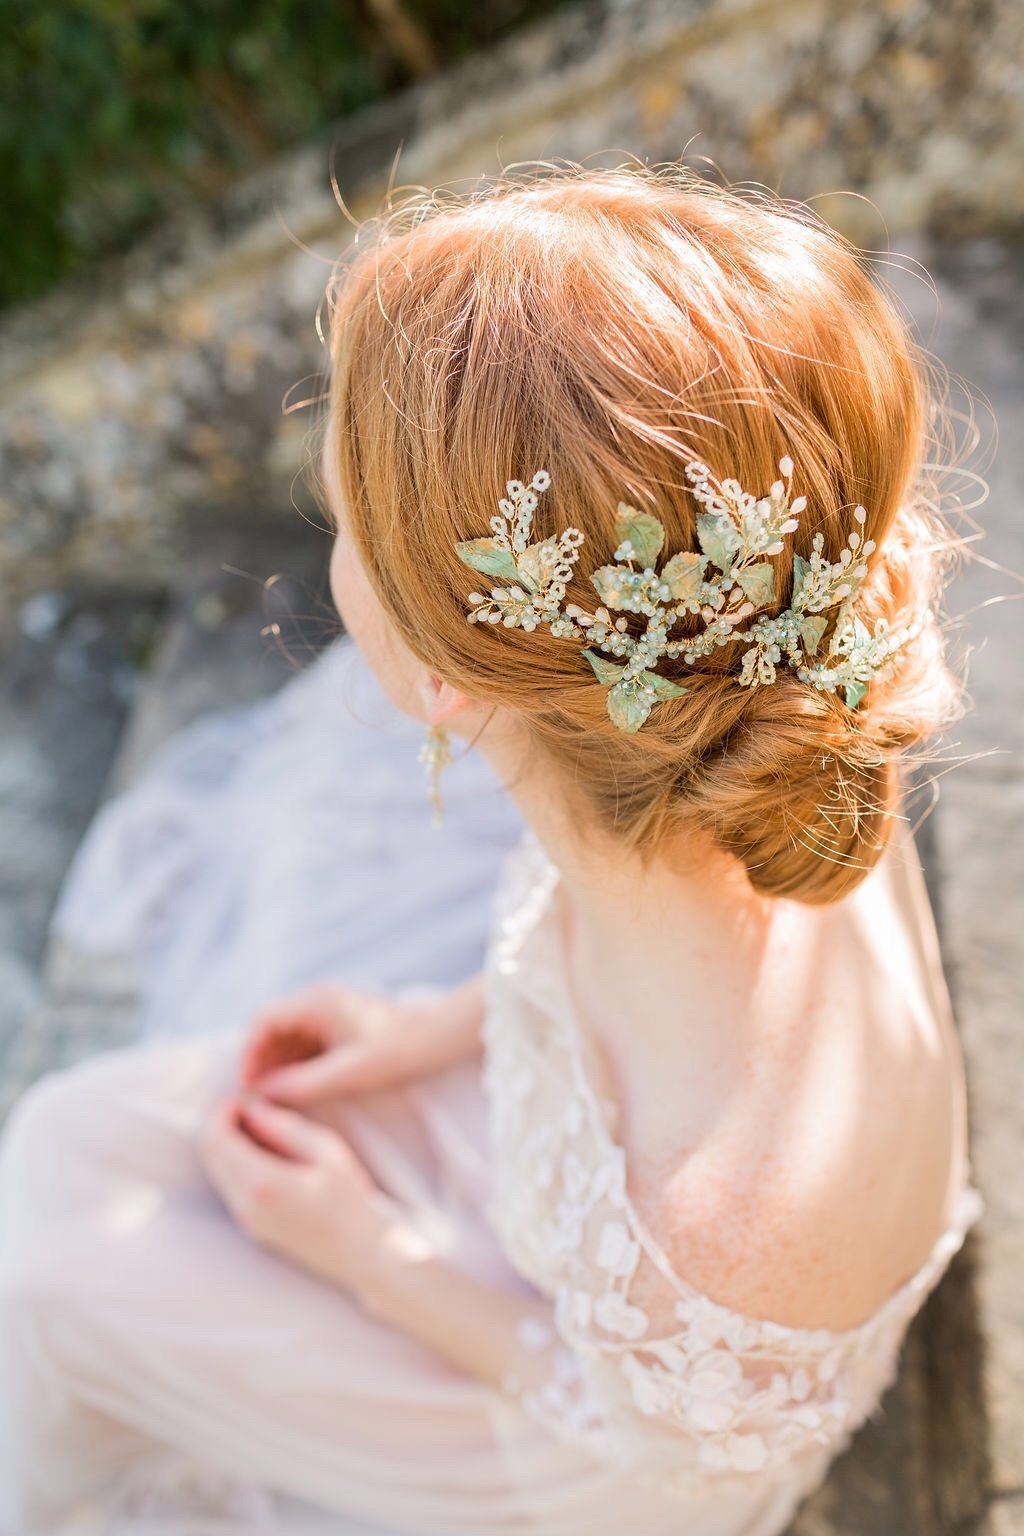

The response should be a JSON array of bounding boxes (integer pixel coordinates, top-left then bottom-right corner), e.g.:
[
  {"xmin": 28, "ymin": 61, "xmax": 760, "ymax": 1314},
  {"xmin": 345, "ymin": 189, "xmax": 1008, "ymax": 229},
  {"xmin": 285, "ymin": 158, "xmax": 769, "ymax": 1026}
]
[
  {"xmin": 0, "ymin": 585, "xmax": 164, "ymax": 1093},
  {"xmin": 0, "ymin": 509, "xmax": 331, "ymax": 1119}
]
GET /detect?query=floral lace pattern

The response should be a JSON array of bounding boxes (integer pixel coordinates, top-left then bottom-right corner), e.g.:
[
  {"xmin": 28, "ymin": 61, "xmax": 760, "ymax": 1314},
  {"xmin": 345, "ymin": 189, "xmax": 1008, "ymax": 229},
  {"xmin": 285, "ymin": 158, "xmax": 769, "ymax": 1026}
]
[{"xmin": 479, "ymin": 834, "xmax": 985, "ymax": 1497}]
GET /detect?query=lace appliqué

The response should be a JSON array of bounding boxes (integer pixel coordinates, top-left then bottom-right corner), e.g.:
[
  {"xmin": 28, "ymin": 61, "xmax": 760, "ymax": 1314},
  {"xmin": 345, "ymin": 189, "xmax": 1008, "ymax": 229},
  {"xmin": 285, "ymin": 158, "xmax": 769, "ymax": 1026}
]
[
  {"xmin": 499, "ymin": 1312, "xmax": 620, "ymax": 1464},
  {"xmin": 480, "ymin": 834, "xmax": 986, "ymax": 1496}
]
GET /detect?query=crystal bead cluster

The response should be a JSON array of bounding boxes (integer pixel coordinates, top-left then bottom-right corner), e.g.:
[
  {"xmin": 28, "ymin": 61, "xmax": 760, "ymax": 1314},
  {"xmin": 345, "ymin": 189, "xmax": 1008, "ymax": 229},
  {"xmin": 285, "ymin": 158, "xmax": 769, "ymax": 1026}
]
[{"xmin": 455, "ymin": 459, "xmax": 923, "ymax": 733}]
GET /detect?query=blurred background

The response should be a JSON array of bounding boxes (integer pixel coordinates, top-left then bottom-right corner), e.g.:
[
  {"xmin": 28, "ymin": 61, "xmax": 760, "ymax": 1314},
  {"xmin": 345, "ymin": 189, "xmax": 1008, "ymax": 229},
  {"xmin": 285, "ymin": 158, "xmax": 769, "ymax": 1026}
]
[{"xmin": 0, "ymin": 1, "xmax": 1021, "ymax": 1532}]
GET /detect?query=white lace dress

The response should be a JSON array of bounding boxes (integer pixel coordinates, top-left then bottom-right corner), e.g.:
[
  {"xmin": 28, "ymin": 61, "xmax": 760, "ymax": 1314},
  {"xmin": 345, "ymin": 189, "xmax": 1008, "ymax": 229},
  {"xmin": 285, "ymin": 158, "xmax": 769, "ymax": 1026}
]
[{"xmin": 0, "ymin": 642, "xmax": 984, "ymax": 1536}]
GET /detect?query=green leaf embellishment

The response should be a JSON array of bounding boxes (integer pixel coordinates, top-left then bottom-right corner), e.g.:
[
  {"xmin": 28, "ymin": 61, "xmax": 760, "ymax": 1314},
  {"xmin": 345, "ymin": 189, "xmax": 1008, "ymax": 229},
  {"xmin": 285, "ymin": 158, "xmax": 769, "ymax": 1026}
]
[
  {"xmin": 660, "ymin": 551, "xmax": 707, "ymax": 601},
  {"xmin": 606, "ymin": 679, "xmax": 655, "ymax": 733},
  {"xmin": 516, "ymin": 536, "xmax": 559, "ymax": 593},
  {"xmin": 459, "ymin": 459, "xmax": 915, "ymax": 736},
  {"xmin": 696, "ymin": 512, "xmax": 743, "ymax": 573},
  {"xmin": 584, "ymin": 653, "xmax": 685, "ymax": 725},
  {"xmin": 584, "ymin": 650, "xmax": 626, "ymax": 685},
  {"xmin": 590, "ymin": 564, "xmax": 634, "ymax": 609},
  {"xmin": 799, "ymin": 614, "xmax": 829, "ymax": 655},
  {"xmin": 792, "ymin": 552, "xmax": 810, "ymax": 601},
  {"xmin": 735, "ymin": 562, "xmax": 774, "ymax": 606},
  {"xmin": 637, "ymin": 670, "xmax": 688, "ymax": 700},
  {"xmin": 455, "ymin": 539, "xmax": 520, "ymax": 584},
  {"xmin": 614, "ymin": 505, "xmax": 665, "ymax": 568}
]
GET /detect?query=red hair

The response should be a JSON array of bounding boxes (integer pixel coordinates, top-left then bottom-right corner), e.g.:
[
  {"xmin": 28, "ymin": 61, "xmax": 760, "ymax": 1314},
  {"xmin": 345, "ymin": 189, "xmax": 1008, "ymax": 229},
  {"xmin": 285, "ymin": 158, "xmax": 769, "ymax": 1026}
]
[{"xmin": 322, "ymin": 163, "xmax": 965, "ymax": 902}]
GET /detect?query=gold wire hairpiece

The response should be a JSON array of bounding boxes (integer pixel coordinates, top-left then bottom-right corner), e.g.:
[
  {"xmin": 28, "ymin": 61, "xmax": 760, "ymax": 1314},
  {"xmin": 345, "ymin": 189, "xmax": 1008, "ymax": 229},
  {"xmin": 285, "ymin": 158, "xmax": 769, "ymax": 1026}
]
[{"xmin": 454, "ymin": 459, "xmax": 924, "ymax": 734}]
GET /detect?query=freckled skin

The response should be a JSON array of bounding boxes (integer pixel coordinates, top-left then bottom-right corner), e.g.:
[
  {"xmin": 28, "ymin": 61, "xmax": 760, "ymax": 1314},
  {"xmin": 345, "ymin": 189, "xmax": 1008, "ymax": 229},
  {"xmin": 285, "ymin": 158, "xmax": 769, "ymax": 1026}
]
[{"xmin": 581, "ymin": 906, "xmax": 962, "ymax": 1333}]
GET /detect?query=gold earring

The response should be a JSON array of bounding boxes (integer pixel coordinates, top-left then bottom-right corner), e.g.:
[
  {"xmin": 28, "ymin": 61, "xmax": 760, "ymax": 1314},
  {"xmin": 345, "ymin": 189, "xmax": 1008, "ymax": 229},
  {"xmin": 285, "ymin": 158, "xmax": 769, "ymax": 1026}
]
[{"xmin": 417, "ymin": 723, "xmax": 452, "ymax": 827}]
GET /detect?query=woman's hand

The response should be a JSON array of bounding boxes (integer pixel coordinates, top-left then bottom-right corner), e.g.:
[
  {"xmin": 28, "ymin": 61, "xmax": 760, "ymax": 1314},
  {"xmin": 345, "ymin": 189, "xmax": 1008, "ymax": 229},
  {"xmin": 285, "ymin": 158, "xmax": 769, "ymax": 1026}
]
[
  {"xmin": 238, "ymin": 976, "xmax": 484, "ymax": 1108},
  {"xmin": 198, "ymin": 1090, "xmax": 408, "ymax": 1296},
  {"xmin": 199, "ymin": 1091, "xmax": 569, "ymax": 1407}
]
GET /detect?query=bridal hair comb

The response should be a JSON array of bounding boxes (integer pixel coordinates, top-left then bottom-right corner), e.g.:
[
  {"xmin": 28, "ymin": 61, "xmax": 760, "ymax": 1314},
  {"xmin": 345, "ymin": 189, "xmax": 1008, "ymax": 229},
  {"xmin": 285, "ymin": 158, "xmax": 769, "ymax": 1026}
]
[{"xmin": 454, "ymin": 459, "xmax": 924, "ymax": 735}]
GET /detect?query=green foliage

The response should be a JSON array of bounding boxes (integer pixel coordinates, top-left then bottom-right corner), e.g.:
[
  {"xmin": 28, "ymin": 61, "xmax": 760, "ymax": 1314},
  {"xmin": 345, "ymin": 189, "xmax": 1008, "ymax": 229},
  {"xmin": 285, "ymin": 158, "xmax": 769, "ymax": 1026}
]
[{"xmin": 0, "ymin": 0, "xmax": 567, "ymax": 311}]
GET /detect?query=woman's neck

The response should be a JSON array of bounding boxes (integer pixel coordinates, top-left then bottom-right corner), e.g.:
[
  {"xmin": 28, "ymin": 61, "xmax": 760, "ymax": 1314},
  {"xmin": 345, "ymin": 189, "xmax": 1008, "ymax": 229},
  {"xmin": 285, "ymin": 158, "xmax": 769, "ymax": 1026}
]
[{"xmin": 468, "ymin": 717, "xmax": 788, "ymax": 1078}]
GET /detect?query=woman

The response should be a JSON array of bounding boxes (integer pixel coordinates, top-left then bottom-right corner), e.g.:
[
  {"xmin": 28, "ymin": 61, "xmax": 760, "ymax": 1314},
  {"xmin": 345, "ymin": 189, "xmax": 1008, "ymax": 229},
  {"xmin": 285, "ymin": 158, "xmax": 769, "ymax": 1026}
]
[{"xmin": 0, "ymin": 162, "xmax": 983, "ymax": 1535}]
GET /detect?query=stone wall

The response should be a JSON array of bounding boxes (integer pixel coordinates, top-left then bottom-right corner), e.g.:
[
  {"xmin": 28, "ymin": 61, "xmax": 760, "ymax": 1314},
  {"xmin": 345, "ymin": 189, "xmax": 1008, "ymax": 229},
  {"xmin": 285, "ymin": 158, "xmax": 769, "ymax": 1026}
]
[{"xmin": 2, "ymin": 0, "xmax": 1022, "ymax": 643}]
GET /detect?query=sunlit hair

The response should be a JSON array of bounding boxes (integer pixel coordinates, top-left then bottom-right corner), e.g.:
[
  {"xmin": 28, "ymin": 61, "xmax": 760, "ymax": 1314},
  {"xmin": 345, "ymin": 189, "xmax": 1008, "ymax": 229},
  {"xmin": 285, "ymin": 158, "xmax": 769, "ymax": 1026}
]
[{"xmin": 320, "ymin": 161, "xmax": 968, "ymax": 903}]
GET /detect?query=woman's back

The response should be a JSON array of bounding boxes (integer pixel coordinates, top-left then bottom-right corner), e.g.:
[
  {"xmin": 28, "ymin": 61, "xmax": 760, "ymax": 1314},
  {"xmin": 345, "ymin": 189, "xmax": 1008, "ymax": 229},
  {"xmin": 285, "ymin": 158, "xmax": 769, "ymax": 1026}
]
[{"xmin": 554, "ymin": 814, "xmax": 968, "ymax": 1336}]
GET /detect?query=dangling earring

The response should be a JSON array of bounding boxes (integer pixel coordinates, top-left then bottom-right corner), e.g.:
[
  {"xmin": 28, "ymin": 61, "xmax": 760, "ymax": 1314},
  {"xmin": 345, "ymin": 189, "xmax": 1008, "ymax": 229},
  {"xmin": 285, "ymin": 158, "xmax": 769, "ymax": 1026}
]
[{"xmin": 417, "ymin": 723, "xmax": 452, "ymax": 827}]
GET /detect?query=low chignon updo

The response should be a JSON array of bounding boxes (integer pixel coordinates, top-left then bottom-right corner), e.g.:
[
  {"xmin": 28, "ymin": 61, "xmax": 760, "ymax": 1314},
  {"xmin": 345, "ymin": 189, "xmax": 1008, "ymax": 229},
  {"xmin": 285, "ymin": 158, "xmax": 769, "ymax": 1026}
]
[{"xmin": 322, "ymin": 161, "xmax": 966, "ymax": 904}]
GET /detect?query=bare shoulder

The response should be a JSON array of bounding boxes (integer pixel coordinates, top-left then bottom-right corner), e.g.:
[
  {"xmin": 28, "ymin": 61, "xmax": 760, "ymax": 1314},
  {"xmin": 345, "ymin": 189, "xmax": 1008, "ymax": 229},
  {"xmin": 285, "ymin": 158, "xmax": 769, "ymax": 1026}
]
[
  {"xmin": 569, "ymin": 825, "xmax": 969, "ymax": 1334},
  {"xmin": 630, "ymin": 953, "xmax": 966, "ymax": 1333}
]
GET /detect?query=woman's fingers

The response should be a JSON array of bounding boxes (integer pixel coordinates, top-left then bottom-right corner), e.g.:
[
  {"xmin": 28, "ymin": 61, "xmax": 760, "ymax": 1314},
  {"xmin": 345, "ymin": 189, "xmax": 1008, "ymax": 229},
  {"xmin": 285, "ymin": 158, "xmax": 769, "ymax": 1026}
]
[
  {"xmin": 240, "ymin": 1020, "xmax": 326, "ymax": 1087},
  {"xmin": 238, "ymin": 1096, "xmax": 339, "ymax": 1162},
  {"xmin": 239, "ymin": 983, "xmax": 371, "ymax": 1087},
  {"xmin": 199, "ymin": 1093, "xmax": 399, "ymax": 1285},
  {"xmin": 253, "ymin": 1040, "xmax": 384, "ymax": 1104},
  {"xmin": 201, "ymin": 1097, "xmax": 318, "ymax": 1241},
  {"xmin": 198, "ymin": 1097, "xmax": 285, "ymax": 1209},
  {"xmin": 238, "ymin": 984, "xmax": 430, "ymax": 1103},
  {"xmin": 201, "ymin": 1093, "xmax": 339, "ymax": 1189}
]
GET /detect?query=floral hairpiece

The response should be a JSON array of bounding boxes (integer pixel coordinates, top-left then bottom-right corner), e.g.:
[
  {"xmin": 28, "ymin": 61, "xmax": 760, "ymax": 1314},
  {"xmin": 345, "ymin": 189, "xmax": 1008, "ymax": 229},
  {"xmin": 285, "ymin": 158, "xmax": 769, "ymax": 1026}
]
[{"xmin": 454, "ymin": 459, "xmax": 922, "ymax": 734}]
